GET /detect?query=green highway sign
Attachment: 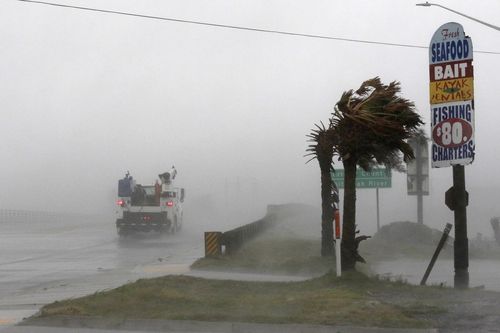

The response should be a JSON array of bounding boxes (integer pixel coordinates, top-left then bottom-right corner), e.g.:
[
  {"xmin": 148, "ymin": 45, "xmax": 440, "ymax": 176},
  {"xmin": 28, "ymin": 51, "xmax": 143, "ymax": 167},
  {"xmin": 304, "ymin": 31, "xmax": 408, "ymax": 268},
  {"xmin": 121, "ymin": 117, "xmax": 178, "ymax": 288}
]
[{"xmin": 331, "ymin": 167, "xmax": 391, "ymax": 189}]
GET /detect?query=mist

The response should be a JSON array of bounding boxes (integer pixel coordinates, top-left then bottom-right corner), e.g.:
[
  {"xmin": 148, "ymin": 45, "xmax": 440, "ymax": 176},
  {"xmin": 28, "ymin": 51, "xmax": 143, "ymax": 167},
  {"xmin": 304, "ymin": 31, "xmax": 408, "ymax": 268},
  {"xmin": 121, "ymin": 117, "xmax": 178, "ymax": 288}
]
[{"xmin": 1, "ymin": 0, "xmax": 500, "ymax": 239}]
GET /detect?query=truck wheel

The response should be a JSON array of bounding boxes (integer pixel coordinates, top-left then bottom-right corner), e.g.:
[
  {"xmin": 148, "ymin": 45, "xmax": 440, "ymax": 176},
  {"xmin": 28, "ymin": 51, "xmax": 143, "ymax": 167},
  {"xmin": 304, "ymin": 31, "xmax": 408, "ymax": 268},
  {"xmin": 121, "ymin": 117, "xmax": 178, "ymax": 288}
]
[
  {"xmin": 160, "ymin": 214, "xmax": 169, "ymax": 234},
  {"xmin": 171, "ymin": 217, "xmax": 178, "ymax": 234},
  {"xmin": 116, "ymin": 219, "xmax": 126, "ymax": 237}
]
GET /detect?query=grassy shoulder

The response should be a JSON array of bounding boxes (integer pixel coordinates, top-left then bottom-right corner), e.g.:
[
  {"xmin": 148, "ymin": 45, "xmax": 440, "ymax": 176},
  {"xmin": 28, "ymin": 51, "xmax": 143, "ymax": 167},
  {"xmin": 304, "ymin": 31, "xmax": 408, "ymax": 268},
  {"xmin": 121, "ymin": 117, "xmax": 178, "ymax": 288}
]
[
  {"xmin": 37, "ymin": 236, "xmax": 445, "ymax": 329},
  {"xmin": 34, "ymin": 219, "xmax": 500, "ymax": 329},
  {"xmin": 40, "ymin": 272, "xmax": 442, "ymax": 328}
]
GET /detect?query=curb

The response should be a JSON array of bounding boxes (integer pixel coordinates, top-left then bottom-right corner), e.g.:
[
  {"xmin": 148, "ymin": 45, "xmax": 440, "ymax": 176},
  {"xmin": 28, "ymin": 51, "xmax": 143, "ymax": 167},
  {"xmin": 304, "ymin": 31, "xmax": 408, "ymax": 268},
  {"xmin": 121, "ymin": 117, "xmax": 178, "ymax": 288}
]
[{"xmin": 18, "ymin": 316, "xmax": 439, "ymax": 333}]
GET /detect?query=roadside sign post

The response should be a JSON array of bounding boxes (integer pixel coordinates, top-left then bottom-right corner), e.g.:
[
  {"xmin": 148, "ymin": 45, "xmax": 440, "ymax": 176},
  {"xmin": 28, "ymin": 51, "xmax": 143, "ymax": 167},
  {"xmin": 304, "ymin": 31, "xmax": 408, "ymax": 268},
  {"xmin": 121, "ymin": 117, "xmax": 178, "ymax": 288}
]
[
  {"xmin": 416, "ymin": 142, "xmax": 423, "ymax": 225},
  {"xmin": 331, "ymin": 181, "xmax": 341, "ymax": 276},
  {"xmin": 376, "ymin": 187, "xmax": 380, "ymax": 231},
  {"xmin": 334, "ymin": 209, "xmax": 341, "ymax": 277},
  {"xmin": 420, "ymin": 223, "xmax": 453, "ymax": 286},
  {"xmin": 429, "ymin": 22, "xmax": 474, "ymax": 289}
]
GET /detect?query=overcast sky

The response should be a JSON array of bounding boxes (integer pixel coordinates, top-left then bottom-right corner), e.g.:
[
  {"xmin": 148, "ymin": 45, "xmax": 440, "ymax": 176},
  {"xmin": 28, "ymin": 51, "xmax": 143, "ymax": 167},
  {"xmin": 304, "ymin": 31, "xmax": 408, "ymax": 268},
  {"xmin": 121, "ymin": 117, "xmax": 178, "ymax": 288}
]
[{"xmin": 1, "ymin": 0, "xmax": 499, "ymax": 235}]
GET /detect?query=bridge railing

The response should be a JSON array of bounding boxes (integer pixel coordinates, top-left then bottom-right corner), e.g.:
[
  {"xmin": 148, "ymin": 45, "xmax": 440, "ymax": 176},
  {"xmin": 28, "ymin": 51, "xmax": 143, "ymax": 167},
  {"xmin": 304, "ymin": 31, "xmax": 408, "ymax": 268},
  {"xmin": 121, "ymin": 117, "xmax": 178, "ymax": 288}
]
[{"xmin": 204, "ymin": 204, "xmax": 306, "ymax": 257}]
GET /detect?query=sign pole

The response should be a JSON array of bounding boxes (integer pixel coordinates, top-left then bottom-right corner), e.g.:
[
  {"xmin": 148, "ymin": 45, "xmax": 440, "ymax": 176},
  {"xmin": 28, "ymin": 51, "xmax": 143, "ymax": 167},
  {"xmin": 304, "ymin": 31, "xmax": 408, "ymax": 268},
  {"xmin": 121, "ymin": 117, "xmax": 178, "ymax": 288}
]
[
  {"xmin": 420, "ymin": 223, "xmax": 453, "ymax": 286},
  {"xmin": 416, "ymin": 140, "xmax": 424, "ymax": 224},
  {"xmin": 452, "ymin": 165, "xmax": 469, "ymax": 288},
  {"xmin": 334, "ymin": 209, "xmax": 341, "ymax": 277},
  {"xmin": 376, "ymin": 187, "xmax": 380, "ymax": 231}
]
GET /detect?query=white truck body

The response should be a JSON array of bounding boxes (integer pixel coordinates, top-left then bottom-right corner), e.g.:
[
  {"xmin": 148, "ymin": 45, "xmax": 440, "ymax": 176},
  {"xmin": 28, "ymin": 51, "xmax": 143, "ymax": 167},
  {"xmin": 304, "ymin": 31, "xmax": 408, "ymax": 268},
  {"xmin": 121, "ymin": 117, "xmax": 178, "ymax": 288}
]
[{"xmin": 115, "ymin": 169, "xmax": 184, "ymax": 236}]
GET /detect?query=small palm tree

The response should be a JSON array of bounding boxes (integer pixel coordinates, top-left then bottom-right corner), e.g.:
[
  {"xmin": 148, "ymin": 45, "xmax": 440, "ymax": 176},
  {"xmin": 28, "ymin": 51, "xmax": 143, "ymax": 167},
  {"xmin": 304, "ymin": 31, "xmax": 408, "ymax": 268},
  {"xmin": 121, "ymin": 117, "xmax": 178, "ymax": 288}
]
[
  {"xmin": 306, "ymin": 122, "xmax": 335, "ymax": 256},
  {"xmin": 330, "ymin": 77, "xmax": 423, "ymax": 270}
]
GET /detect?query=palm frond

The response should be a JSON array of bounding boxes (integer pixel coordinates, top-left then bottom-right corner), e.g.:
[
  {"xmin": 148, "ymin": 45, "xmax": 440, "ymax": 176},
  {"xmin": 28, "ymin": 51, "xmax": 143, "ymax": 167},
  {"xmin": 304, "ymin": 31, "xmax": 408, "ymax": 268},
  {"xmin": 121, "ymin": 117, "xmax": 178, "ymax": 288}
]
[{"xmin": 328, "ymin": 77, "xmax": 423, "ymax": 170}]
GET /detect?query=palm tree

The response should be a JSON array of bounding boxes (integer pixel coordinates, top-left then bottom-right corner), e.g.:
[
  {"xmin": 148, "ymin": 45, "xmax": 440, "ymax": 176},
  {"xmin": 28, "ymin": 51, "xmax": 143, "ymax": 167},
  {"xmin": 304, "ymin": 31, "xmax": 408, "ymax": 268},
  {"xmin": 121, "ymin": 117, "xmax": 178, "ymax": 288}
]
[
  {"xmin": 306, "ymin": 122, "xmax": 335, "ymax": 256},
  {"xmin": 330, "ymin": 77, "xmax": 423, "ymax": 270}
]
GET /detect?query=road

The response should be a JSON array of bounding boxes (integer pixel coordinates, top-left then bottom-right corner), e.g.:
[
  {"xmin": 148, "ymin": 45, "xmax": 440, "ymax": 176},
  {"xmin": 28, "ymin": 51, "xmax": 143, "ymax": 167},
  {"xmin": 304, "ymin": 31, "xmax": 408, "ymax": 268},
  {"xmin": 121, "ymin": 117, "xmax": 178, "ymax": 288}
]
[
  {"xmin": 0, "ymin": 213, "xmax": 203, "ymax": 328},
  {"xmin": 2, "ymin": 211, "xmax": 500, "ymax": 332}
]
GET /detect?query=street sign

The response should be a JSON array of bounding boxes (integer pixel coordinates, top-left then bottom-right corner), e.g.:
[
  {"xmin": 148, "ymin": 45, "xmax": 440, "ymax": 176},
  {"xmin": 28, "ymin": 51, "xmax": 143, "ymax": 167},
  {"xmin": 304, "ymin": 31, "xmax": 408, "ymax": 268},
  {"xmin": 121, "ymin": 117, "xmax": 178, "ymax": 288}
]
[
  {"xmin": 429, "ymin": 22, "xmax": 475, "ymax": 168},
  {"xmin": 331, "ymin": 167, "xmax": 391, "ymax": 189}
]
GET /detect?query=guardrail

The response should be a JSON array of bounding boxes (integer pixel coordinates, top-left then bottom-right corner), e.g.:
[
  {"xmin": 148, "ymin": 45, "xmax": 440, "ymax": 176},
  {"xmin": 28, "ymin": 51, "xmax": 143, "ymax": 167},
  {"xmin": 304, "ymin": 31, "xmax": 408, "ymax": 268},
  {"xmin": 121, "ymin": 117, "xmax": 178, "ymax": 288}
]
[
  {"xmin": 221, "ymin": 213, "xmax": 276, "ymax": 255},
  {"xmin": 204, "ymin": 203, "xmax": 306, "ymax": 257}
]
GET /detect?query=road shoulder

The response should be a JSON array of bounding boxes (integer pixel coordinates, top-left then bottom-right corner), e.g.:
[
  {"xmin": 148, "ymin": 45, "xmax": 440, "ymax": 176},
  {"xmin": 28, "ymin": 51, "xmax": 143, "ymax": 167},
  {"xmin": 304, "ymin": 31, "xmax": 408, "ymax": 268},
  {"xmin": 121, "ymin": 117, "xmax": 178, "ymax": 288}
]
[{"xmin": 16, "ymin": 316, "xmax": 439, "ymax": 333}]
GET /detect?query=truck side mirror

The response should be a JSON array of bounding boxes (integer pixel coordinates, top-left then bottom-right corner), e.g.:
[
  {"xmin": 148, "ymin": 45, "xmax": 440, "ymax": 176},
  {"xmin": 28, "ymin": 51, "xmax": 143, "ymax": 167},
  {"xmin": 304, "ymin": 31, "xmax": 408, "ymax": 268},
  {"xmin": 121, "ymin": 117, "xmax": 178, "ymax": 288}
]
[{"xmin": 180, "ymin": 188, "xmax": 185, "ymax": 202}]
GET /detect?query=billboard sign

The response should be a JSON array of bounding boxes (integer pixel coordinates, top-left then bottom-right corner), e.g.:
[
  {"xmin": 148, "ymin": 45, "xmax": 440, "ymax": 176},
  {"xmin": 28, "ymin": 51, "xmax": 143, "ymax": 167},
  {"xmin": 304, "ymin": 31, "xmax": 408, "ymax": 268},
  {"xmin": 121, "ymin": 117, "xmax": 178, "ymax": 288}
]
[
  {"xmin": 429, "ymin": 22, "xmax": 474, "ymax": 168},
  {"xmin": 407, "ymin": 138, "xmax": 430, "ymax": 195},
  {"xmin": 331, "ymin": 167, "xmax": 391, "ymax": 189}
]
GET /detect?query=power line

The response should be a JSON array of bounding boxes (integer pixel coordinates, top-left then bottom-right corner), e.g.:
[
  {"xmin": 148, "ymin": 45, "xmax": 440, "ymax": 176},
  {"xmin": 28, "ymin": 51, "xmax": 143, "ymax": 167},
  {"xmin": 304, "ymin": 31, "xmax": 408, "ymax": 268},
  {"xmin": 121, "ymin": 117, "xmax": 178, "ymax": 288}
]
[{"xmin": 16, "ymin": 0, "xmax": 500, "ymax": 55}]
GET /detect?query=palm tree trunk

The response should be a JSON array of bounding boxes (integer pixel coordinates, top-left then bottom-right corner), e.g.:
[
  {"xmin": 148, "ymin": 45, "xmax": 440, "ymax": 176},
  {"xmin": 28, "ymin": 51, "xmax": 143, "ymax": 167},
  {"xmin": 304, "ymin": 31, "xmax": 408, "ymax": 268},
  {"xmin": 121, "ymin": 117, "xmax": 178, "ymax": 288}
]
[
  {"xmin": 341, "ymin": 158, "xmax": 357, "ymax": 270},
  {"xmin": 320, "ymin": 163, "xmax": 334, "ymax": 256}
]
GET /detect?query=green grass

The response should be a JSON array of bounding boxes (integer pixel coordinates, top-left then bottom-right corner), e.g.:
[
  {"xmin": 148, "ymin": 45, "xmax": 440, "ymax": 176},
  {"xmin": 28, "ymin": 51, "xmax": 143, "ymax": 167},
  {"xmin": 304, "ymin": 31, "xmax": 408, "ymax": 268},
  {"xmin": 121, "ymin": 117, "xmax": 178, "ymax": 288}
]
[
  {"xmin": 37, "ymin": 224, "xmax": 484, "ymax": 328},
  {"xmin": 39, "ymin": 272, "xmax": 436, "ymax": 328}
]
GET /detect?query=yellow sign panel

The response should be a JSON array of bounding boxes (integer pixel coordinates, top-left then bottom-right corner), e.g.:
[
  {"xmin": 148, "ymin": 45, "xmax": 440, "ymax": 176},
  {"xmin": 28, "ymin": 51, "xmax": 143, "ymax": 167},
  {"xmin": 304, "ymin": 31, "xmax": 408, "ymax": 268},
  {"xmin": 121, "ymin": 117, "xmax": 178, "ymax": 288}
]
[
  {"xmin": 204, "ymin": 231, "xmax": 222, "ymax": 257},
  {"xmin": 430, "ymin": 77, "xmax": 473, "ymax": 104}
]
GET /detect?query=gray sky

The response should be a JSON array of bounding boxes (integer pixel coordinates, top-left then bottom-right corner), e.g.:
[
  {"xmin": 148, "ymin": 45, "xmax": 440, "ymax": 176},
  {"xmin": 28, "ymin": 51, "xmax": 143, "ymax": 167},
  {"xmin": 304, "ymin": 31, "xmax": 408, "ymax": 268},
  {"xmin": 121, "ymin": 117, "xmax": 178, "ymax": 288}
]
[{"xmin": 1, "ymin": 0, "xmax": 499, "ymax": 235}]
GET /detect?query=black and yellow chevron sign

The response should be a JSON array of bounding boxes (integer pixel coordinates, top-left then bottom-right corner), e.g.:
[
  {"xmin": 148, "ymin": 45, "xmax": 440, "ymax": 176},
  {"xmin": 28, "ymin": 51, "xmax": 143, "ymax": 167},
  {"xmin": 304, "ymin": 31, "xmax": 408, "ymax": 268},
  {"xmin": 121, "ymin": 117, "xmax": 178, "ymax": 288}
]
[{"xmin": 204, "ymin": 231, "xmax": 222, "ymax": 257}]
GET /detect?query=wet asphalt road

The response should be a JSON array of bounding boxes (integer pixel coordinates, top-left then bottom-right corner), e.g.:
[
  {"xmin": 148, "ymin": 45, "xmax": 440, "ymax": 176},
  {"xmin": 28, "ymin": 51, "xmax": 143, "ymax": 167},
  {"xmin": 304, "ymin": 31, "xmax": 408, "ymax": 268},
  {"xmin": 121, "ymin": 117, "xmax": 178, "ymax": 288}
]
[
  {"xmin": 0, "ymin": 214, "xmax": 203, "ymax": 327},
  {"xmin": 2, "ymin": 212, "xmax": 500, "ymax": 332}
]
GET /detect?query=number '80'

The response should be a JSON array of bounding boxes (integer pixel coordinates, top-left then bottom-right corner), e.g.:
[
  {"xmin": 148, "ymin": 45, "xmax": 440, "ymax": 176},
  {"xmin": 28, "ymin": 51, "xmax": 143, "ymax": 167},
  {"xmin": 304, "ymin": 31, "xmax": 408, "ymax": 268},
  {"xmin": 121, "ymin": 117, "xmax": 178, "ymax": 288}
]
[{"xmin": 441, "ymin": 121, "xmax": 463, "ymax": 146}]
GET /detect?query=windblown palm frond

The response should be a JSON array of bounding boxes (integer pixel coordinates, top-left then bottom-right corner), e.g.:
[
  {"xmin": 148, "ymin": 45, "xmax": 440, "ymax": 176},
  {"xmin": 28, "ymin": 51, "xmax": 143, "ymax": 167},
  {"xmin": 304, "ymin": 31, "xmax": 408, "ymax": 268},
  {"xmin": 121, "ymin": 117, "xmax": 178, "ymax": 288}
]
[
  {"xmin": 331, "ymin": 77, "xmax": 423, "ymax": 168},
  {"xmin": 305, "ymin": 121, "xmax": 336, "ymax": 167},
  {"xmin": 329, "ymin": 77, "xmax": 424, "ymax": 270}
]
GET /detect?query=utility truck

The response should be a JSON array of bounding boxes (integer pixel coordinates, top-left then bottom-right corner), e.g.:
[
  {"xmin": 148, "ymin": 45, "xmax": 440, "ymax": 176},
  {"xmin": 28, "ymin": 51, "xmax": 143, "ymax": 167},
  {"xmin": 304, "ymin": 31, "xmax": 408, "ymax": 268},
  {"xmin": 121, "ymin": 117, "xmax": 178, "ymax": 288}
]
[{"xmin": 115, "ymin": 167, "xmax": 185, "ymax": 236}]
